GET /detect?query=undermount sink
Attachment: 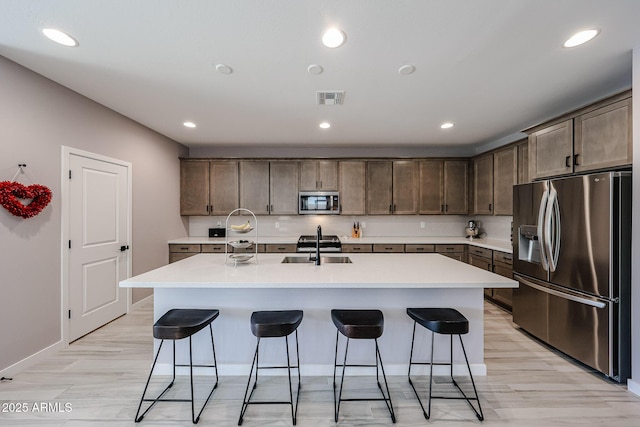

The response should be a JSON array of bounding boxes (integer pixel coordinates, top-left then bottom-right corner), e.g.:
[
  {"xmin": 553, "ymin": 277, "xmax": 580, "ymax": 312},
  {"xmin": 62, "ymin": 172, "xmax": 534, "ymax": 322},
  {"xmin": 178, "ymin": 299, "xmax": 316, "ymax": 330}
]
[{"xmin": 281, "ymin": 256, "xmax": 352, "ymax": 264}]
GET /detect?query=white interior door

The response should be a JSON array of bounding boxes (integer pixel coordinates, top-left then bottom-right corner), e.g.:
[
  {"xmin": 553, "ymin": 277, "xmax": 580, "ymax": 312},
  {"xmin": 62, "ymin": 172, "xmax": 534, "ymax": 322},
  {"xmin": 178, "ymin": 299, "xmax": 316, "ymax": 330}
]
[{"xmin": 68, "ymin": 153, "xmax": 130, "ymax": 341}]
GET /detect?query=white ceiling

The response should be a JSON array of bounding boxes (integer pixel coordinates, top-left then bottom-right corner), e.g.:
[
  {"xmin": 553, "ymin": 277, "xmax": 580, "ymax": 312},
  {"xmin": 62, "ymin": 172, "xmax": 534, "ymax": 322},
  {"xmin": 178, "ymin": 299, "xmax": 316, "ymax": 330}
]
[{"xmin": 1, "ymin": 0, "xmax": 640, "ymax": 151}]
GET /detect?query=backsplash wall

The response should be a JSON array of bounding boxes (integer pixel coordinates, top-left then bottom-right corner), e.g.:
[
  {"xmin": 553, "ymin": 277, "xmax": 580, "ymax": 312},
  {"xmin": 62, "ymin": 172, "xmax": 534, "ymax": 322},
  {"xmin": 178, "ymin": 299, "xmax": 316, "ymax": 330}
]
[{"xmin": 188, "ymin": 215, "xmax": 512, "ymax": 241}]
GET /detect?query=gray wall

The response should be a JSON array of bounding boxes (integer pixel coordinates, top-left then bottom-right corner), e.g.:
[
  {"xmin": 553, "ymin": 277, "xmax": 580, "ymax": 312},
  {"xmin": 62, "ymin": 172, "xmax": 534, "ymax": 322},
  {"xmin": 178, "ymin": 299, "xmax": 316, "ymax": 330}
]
[{"xmin": 0, "ymin": 56, "xmax": 188, "ymax": 372}]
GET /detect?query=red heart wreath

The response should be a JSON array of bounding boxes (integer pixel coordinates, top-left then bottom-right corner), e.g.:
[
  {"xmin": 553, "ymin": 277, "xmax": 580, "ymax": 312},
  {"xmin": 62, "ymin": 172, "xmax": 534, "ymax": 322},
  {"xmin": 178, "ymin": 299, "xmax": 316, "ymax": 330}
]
[{"xmin": 0, "ymin": 181, "xmax": 52, "ymax": 219}]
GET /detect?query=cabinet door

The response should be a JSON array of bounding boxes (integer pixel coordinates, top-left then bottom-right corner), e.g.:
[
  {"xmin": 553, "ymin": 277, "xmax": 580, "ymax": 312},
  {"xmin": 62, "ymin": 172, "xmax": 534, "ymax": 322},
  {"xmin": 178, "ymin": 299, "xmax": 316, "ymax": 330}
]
[
  {"xmin": 180, "ymin": 160, "xmax": 210, "ymax": 216},
  {"xmin": 419, "ymin": 160, "xmax": 444, "ymax": 214},
  {"xmin": 529, "ymin": 120, "xmax": 573, "ymax": 179},
  {"xmin": 574, "ymin": 98, "xmax": 632, "ymax": 173},
  {"xmin": 269, "ymin": 161, "xmax": 299, "ymax": 215},
  {"xmin": 493, "ymin": 146, "xmax": 517, "ymax": 215},
  {"xmin": 469, "ymin": 254, "xmax": 492, "ymax": 271},
  {"xmin": 209, "ymin": 161, "xmax": 239, "ymax": 215},
  {"xmin": 318, "ymin": 160, "xmax": 338, "ymax": 190},
  {"xmin": 444, "ymin": 160, "xmax": 468, "ymax": 214},
  {"xmin": 239, "ymin": 161, "xmax": 270, "ymax": 215},
  {"xmin": 517, "ymin": 140, "xmax": 529, "ymax": 184},
  {"xmin": 339, "ymin": 161, "xmax": 366, "ymax": 215},
  {"xmin": 299, "ymin": 161, "xmax": 318, "ymax": 190},
  {"xmin": 473, "ymin": 154, "xmax": 494, "ymax": 215},
  {"xmin": 300, "ymin": 160, "xmax": 338, "ymax": 190},
  {"xmin": 392, "ymin": 160, "xmax": 418, "ymax": 214},
  {"xmin": 366, "ymin": 161, "xmax": 393, "ymax": 214}
]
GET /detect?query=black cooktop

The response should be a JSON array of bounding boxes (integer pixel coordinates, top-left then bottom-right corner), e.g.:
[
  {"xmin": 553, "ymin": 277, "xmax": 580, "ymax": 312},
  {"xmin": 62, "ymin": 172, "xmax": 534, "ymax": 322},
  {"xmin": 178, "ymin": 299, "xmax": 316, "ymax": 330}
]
[{"xmin": 298, "ymin": 235, "xmax": 341, "ymax": 244}]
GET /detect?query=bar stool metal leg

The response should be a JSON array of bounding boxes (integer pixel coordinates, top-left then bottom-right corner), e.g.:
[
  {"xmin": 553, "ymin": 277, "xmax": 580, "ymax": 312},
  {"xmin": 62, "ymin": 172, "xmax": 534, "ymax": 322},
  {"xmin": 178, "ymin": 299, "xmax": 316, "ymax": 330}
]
[
  {"xmin": 407, "ymin": 320, "xmax": 484, "ymax": 421},
  {"xmin": 238, "ymin": 329, "xmax": 301, "ymax": 426},
  {"xmin": 333, "ymin": 334, "xmax": 396, "ymax": 423},
  {"xmin": 135, "ymin": 323, "xmax": 219, "ymax": 424}
]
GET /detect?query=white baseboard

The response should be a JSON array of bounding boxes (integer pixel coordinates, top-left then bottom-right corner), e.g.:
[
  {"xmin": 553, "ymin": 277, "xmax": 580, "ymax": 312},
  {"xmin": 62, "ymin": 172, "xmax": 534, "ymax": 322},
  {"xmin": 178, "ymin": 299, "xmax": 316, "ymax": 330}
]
[
  {"xmin": 628, "ymin": 378, "xmax": 640, "ymax": 397},
  {"xmin": 0, "ymin": 340, "xmax": 64, "ymax": 379},
  {"xmin": 151, "ymin": 362, "xmax": 487, "ymax": 377},
  {"xmin": 131, "ymin": 294, "xmax": 153, "ymax": 311}
]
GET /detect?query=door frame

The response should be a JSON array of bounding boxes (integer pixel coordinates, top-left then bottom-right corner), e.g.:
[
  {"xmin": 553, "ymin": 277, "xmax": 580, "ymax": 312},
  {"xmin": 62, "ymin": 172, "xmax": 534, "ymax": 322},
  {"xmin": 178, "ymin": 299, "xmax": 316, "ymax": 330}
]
[{"xmin": 60, "ymin": 146, "xmax": 133, "ymax": 345}]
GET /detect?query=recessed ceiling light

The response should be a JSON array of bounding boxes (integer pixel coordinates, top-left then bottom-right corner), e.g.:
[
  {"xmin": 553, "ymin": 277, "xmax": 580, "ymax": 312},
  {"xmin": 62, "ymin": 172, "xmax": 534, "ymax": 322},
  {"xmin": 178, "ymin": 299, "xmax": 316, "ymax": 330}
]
[
  {"xmin": 307, "ymin": 64, "xmax": 324, "ymax": 74},
  {"xmin": 42, "ymin": 28, "xmax": 78, "ymax": 47},
  {"xmin": 215, "ymin": 63, "xmax": 233, "ymax": 74},
  {"xmin": 183, "ymin": 121, "xmax": 196, "ymax": 128},
  {"xmin": 322, "ymin": 28, "xmax": 346, "ymax": 48},
  {"xmin": 319, "ymin": 122, "xmax": 331, "ymax": 129},
  {"xmin": 563, "ymin": 29, "xmax": 599, "ymax": 48},
  {"xmin": 398, "ymin": 64, "xmax": 416, "ymax": 75},
  {"xmin": 441, "ymin": 122, "xmax": 454, "ymax": 129}
]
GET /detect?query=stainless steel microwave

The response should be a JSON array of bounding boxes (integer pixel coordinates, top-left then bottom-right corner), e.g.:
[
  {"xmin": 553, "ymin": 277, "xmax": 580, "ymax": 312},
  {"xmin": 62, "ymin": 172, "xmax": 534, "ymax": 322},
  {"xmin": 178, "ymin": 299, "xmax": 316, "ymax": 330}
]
[{"xmin": 298, "ymin": 191, "xmax": 340, "ymax": 215}]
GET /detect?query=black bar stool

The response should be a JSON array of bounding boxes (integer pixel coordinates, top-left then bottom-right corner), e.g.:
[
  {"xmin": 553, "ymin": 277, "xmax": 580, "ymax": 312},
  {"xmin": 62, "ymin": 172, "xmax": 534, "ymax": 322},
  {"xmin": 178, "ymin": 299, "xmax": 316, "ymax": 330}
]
[
  {"xmin": 238, "ymin": 310, "xmax": 303, "ymax": 426},
  {"xmin": 406, "ymin": 307, "xmax": 483, "ymax": 421},
  {"xmin": 135, "ymin": 308, "xmax": 219, "ymax": 424},
  {"xmin": 331, "ymin": 309, "xmax": 396, "ymax": 423}
]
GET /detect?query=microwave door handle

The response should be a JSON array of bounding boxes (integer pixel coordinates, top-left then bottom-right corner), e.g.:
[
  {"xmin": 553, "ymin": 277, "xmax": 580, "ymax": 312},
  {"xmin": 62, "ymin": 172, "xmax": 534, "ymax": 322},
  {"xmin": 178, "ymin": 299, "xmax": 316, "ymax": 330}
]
[{"xmin": 537, "ymin": 188, "xmax": 550, "ymax": 271}]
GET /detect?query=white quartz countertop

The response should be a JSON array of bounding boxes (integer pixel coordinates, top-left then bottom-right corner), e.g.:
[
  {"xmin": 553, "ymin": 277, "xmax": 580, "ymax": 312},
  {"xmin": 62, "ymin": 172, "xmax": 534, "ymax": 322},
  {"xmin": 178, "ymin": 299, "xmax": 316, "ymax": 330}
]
[
  {"xmin": 168, "ymin": 236, "xmax": 512, "ymax": 253},
  {"xmin": 120, "ymin": 252, "xmax": 517, "ymax": 289}
]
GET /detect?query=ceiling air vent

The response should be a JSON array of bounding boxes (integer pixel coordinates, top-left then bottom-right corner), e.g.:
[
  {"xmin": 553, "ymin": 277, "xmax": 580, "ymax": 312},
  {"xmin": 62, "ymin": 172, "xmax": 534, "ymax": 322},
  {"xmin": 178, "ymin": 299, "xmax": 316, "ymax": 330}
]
[{"xmin": 317, "ymin": 91, "xmax": 345, "ymax": 105}]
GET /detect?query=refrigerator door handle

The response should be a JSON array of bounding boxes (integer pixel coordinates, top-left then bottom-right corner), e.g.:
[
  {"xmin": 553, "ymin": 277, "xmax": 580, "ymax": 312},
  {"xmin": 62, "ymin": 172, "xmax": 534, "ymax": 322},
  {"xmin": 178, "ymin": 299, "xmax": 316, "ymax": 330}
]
[
  {"xmin": 514, "ymin": 274, "xmax": 607, "ymax": 309},
  {"xmin": 545, "ymin": 186, "xmax": 560, "ymax": 272},
  {"xmin": 537, "ymin": 188, "xmax": 550, "ymax": 271}
]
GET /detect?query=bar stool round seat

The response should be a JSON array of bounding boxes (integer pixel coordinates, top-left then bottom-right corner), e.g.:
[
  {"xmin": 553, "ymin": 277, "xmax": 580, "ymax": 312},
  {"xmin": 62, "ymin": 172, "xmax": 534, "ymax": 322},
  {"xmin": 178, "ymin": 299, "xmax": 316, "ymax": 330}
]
[
  {"xmin": 331, "ymin": 309, "xmax": 395, "ymax": 423},
  {"xmin": 135, "ymin": 309, "xmax": 220, "ymax": 424},
  {"xmin": 406, "ymin": 307, "xmax": 469, "ymax": 335},
  {"xmin": 331, "ymin": 309, "xmax": 384, "ymax": 339},
  {"xmin": 406, "ymin": 307, "xmax": 483, "ymax": 421},
  {"xmin": 251, "ymin": 310, "xmax": 303, "ymax": 338},
  {"xmin": 154, "ymin": 309, "xmax": 220, "ymax": 340},
  {"xmin": 239, "ymin": 310, "xmax": 303, "ymax": 426}
]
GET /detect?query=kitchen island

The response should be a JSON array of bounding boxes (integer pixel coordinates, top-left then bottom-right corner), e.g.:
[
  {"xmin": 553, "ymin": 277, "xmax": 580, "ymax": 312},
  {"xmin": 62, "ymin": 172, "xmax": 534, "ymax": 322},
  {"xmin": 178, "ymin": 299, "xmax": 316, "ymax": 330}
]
[{"xmin": 120, "ymin": 252, "xmax": 517, "ymax": 376}]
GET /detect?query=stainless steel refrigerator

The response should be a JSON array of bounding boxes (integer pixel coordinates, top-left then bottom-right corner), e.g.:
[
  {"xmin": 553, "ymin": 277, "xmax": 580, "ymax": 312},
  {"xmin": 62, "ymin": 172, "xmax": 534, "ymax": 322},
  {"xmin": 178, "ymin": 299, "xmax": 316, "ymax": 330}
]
[{"xmin": 512, "ymin": 171, "xmax": 631, "ymax": 382}]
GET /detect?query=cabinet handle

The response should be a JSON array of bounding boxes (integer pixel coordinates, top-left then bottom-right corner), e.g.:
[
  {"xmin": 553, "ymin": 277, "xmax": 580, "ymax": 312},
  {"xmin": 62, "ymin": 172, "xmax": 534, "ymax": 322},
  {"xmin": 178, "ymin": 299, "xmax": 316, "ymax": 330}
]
[
  {"xmin": 319, "ymin": 180, "xmax": 323, "ymax": 188},
  {"xmin": 489, "ymin": 203, "xmax": 492, "ymax": 212},
  {"xmin": 445, "ymin": 204, "xmax": 448, "ymax": 213},
  {"xmin": 393, "ymin": 204, "xmax": 397, "ymax": 212},
  {"xmin": 389, "ymin": 204, "xmax": 393, "ymax": 213},
  {"xmin": 573, "ymin": 154, "xmax": 580, "ymax": 166},
  {"xmin": 270, "ymin": 204, "xmax": 273, "ymax": 213},
  {"xmin": 266, "ymin": 205, "xmax": 269, "ymax": 212},
  {"xmin": 565, "ymin": 155, "xmax": 571, "ymax": 167},
  {"xmin": 441, "ymin": 204, "xmax": 445, "ymax": 213}
]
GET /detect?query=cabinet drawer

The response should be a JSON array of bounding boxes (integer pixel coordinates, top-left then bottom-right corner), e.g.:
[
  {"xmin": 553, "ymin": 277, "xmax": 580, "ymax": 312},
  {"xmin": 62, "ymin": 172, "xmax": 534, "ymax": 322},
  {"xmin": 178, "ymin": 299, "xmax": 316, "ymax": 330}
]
[
  {"xmin": 493, "ymin": 250, "xmax": 513, "ymax": 266},
  {"xmin": 469, "ymin": 246, "xmax": 492, "ymax": 259},
  {"xmin": 169, "ymin": 252, "xmax": 198, "ymax": 263},
  {"xmin": 265, "ymin": 244, "xmax": 297, "ymax": 253},
  {"xmin": 342, "ymin": 244, "xmax": 373, "ymax": 253},
  {"xmin": 405, "ymin": 244, "xmax": 435, "ymax": 253},
  {"xmin": 435, "ymin": 244, "xmax": 465, "ymax": 253},
  {"xmin": 442, "ymin": 253, "xmax": 465, "ymax": 262},
  {"xmin": 201, "ymin": 244, "xmax": 229, "ymax": 253},
  {"xmin": 373, "ymin": 244, "xmax": 405, "ymax": 253},
  {"xmin": 169, "ymin": 244, "xmax": 201, "ymax": 253}
]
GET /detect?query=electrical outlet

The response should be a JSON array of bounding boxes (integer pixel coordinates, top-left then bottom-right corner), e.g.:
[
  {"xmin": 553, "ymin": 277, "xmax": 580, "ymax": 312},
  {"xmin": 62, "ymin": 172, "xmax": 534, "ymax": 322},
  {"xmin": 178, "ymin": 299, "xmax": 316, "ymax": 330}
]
[
  {"xmin": 217, "ymin": 221, "xmax": 222, "ymax": 227},
  {"xmin": 360, "ymin": 221, "xmax": 366, "ymax": 228},
  {"xmin": 275, "ymin": 222, "xmax": 280, "ymax": 229},
  {"xmin": 420, "ymin": 221, "xmax": 425, "ymax": 229}
]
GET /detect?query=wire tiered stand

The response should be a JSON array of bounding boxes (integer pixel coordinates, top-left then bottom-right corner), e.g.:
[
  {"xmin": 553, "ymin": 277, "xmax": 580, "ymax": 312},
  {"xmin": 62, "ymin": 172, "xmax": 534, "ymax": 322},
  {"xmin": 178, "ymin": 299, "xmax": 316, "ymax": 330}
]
[{"xmin": 225, "ymin": 208, "xmax": 258, "ymax": 266}]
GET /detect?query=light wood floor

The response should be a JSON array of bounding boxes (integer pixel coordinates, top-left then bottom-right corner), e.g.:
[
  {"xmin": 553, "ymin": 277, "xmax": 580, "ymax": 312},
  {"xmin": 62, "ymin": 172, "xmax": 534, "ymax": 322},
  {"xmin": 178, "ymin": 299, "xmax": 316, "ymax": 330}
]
[{"xmin": 1, "ymin": 299, "xmax": 639, "ymax": 426}]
